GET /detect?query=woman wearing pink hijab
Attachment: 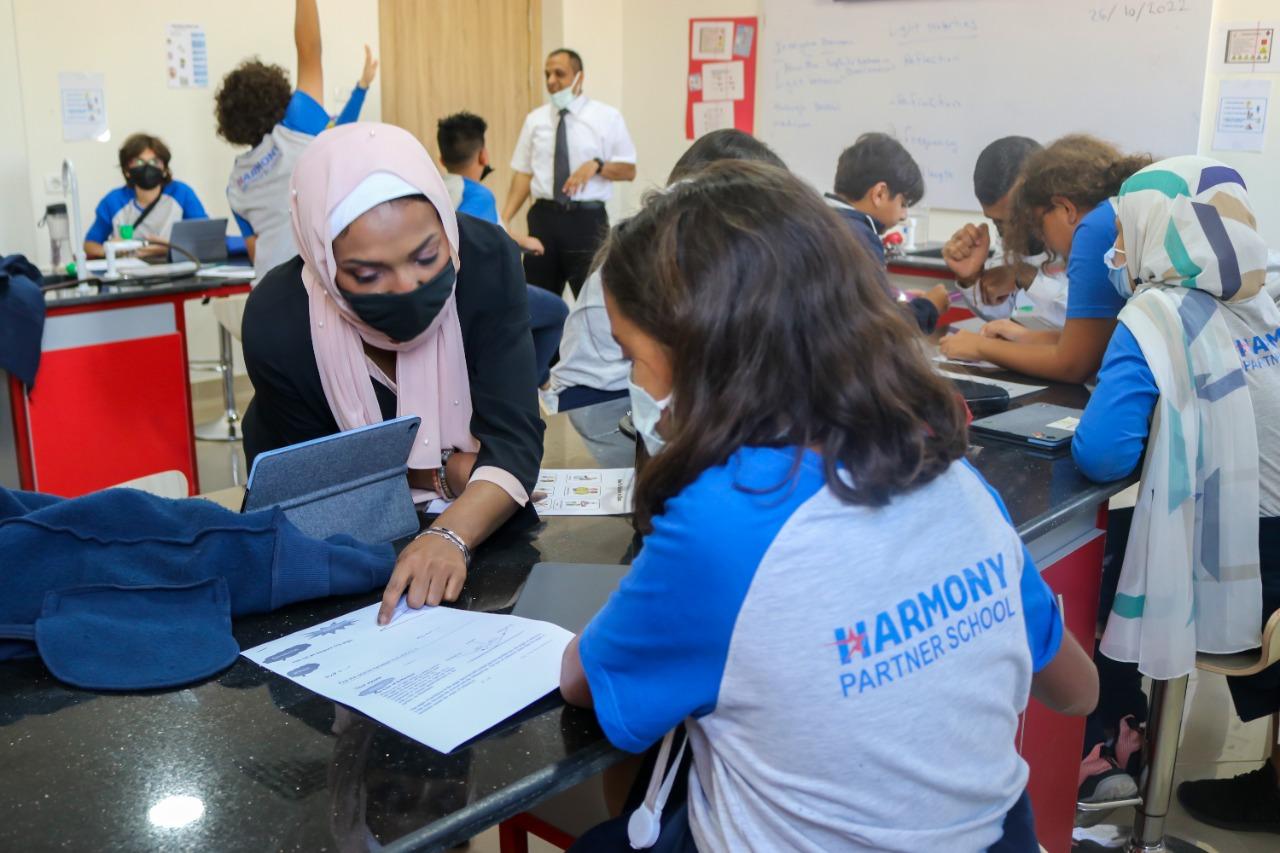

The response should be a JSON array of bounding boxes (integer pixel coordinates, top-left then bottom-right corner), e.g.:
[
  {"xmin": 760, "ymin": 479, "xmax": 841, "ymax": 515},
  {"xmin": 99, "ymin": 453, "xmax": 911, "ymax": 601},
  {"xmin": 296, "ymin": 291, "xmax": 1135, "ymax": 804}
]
[{"xmin": 241, "ymin": 123, "xmax": 543, "ymax": 624}]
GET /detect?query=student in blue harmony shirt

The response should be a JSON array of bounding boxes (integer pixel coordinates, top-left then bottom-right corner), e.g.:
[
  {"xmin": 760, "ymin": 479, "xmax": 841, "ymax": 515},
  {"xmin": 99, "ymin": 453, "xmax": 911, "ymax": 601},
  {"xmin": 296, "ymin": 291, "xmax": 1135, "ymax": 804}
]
[
  {"xmin": 84, "ymin": 133, "xmax": 207, "ymax": 259},
  {"xmin": 436, "ymin": 111, "xmax": 569, "ymax": 387},
  {"xmin": 559, "ymin": 161, "xmax": 1098, "ymax": 853},
  {"xmin": 940, "ymin": 135, "xmax": 1151, "ymax": 383},
  {"xmin": 823, "ymin": 133, "xmax": 950, "ymax": 333},
  {"xmin": 214, "ymin": 0, "xmax": 371, "ymax": 281},
  {"xmin": 1072, "ymin": 156, "xmax": 1280, "ymax": 833}
]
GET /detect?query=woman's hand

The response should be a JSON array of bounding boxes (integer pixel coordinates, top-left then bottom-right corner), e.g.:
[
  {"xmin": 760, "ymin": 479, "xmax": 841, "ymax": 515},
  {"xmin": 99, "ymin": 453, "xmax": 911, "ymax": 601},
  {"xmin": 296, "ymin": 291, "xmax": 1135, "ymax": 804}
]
[
  {"xmin": 981, "ymin": 319, "xmax": 1032, "ymax": 342},
  {"xmin": 377, "ymin": 533, "xmax": 467, "ymax": 625},
  {"xmin": 515, "ymin": 234, "xmax": 545, "ymax": 256},
  {"xmin": 938, "ymin": 329, "xmax": 986, "ymax": 362}
]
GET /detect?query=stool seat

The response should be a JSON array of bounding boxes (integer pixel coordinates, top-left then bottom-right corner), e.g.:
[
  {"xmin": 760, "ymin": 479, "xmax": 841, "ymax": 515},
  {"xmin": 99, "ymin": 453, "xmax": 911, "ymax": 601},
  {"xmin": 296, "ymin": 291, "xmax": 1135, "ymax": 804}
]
[{"xmin": 1195, "ymin": 609, "xmax": 1280, "ymax": 677}]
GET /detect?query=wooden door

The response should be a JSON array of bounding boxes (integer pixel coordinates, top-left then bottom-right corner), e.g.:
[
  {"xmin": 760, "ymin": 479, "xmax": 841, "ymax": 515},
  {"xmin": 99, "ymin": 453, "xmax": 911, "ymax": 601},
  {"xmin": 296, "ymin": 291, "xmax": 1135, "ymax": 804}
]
[{"xmin": 379, "ymin": 0, "xmax": 542, "ymax": 227}]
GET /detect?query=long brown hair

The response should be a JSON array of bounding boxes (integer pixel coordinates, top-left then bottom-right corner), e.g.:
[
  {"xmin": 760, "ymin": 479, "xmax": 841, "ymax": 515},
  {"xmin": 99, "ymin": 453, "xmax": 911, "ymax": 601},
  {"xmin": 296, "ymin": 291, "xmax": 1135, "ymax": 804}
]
[
  {"xmin": 600, "ymin": 161, "xmax": 969, "ymax": 532},
  {"xmin": 1004, "ymin": 134, "xmax": 1152, "ymax": 258}
]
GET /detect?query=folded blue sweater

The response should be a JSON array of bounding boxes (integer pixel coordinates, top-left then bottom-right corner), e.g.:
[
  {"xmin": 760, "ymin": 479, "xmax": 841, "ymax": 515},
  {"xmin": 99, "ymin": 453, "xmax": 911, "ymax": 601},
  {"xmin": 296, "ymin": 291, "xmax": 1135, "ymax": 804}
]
[{"xmin": 0, "ymin": 487, "xmax": 395, "ymax": 690}]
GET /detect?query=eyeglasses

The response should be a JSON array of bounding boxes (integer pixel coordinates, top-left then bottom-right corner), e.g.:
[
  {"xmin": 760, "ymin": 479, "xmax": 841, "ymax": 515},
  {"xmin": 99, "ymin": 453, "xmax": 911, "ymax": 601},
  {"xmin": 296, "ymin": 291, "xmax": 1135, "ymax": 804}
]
[{"xmin": 129, "ymin": 157, "xmax": 164, "ymax": 169}]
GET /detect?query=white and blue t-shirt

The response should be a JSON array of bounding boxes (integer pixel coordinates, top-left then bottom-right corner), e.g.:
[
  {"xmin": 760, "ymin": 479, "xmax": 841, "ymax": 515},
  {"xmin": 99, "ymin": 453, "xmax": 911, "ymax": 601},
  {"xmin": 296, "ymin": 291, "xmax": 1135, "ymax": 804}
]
[
  {"xmin": 84, "ymin": 181, "xmax": 206, "ymax": 245},
  {"xmin": 580, "ymin": 447, "xmax": 1062, "ymax": 853},
  {"xmin": 226, "ymin": 90, "xmax": 333, "ymax": 282}
]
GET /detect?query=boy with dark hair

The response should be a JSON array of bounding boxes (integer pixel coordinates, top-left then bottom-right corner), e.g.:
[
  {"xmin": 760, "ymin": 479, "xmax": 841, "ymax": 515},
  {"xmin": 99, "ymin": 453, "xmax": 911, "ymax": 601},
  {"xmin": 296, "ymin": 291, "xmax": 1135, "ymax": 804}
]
[
  {"xmin": 216, "ymin": 0, "xmax": 375, "ymax": 281},
  {"xmin": 945, "ymin": 136, "xmax": 1069, "ymax": 330},
  {"xmin": 435, "ymin": 111, "xmax": 568, "ymax": 388},
  {"xmin": 437, "ymin": 112, "xmax": 498, "ymax": 222},
  {"xmin": 825, "ymin": 132, "xmax": 947, "ymax": 333},
  {"xmin": 84, "ymin": 132, "xmax": 207, "ymax": 259}
]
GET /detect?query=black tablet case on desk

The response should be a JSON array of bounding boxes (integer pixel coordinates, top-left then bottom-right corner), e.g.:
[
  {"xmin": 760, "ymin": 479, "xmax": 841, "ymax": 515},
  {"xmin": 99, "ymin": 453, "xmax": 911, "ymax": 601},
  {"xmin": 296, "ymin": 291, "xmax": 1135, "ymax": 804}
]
[
  {"xmin": 241, "ymin": 415, "xmax": 422, "ymax": 545},
  {"xmin": 970, "ymin": 403, "xmax": 1083, "ymax": 453},
  {"xmin": 949, "ymin": 376, "xmax": 1011, "ymax": 418}
]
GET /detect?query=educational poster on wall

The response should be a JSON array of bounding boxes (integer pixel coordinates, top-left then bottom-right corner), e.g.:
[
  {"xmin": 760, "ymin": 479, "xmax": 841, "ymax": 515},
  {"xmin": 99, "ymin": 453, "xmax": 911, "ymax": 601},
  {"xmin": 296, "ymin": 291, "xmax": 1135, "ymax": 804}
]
[
  {"xmin": 686, "ymin": 17, "xmax": 758, "ymax": 140},
  {"xmin": 1217, "ymin": 21, "xmax": 1278, "ymax": 71},
  {"xmin": 58, "ymin": 72, "xmax": 109, "ymax": 143},
  {"xmin": 166, "ymin": 23, "xmax": 209, "ymax": 88},
  {"xmin": 1213, "ymin": 78, "xmax": 1271, "ymax": 153}
]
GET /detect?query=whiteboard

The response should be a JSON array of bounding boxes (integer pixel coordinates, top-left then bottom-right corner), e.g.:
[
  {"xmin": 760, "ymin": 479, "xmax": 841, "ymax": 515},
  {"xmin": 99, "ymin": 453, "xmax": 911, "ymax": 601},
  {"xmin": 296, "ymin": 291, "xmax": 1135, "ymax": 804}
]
[{"xmin": 758, "ymin": 0, "xmax": 1214, "ymax": 210}]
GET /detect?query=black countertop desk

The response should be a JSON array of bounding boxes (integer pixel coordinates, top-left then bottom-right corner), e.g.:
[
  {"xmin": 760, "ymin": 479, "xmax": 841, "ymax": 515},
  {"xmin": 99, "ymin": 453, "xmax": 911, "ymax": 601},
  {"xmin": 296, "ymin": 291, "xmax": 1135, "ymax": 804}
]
[
  {"xmin": 0, "ymin": 388, "xmax": 1133, "ymax": 853},
  {"xmin": 41, "ymin": 272, "xmax": 253, "ymax": 309}
]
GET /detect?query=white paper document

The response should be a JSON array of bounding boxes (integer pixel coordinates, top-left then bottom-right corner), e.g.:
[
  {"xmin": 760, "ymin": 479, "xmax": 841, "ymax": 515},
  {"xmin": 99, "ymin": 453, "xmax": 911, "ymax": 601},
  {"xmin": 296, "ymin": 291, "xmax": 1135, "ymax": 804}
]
[
  {"xmin": 701, "ymin": 61, "xmax": 745, "ymax": 101},
  {"xmin": 59, "ymin": 72, "xmax": 109, "ymax": 142},
  {"xmin": 692, "ymin": 101, "xmax": 736, "ymax": 138},
  {"xmin": 242, "ymin": 601, "xmax": 573, "ymax": 753},
  {"xmin": 939, "ymin": 369, "xmax": 1047, "ymax": 400},
  {"xmin": 534, "ymin": 468, "xmax": 633, "ymax": 516},
  {"xmin": 1213, "ymin": 78, "xmax": 1271, "ymax": 152},
  {"xmin": 933, "ymin": 353, "xmax": 1000, "ymax": 370}
]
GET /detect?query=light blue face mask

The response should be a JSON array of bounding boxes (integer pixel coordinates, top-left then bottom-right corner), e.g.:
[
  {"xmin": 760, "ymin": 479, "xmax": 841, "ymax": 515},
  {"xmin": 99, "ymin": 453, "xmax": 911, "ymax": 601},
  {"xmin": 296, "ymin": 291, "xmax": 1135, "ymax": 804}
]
[
  {"xmin": 1103, "ymin": 246, "xmax": 1132, "ymax": 298},
  {"xmin": 549, "ymin": 73, "xmax": 581, "ymax": 111},
  {"xmin": 628, "ymin": 379, "xmax": 671, "ymax": 456}
]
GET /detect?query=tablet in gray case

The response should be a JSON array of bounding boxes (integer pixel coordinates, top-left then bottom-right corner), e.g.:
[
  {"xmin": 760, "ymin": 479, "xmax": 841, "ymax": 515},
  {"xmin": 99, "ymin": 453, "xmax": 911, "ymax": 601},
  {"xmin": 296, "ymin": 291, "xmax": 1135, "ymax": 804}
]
[
  {"xmin": 511, "ymin": 562, "xmax": 630, "ymax": 634},
  {"xmin": 242, "ymin": 416, "xmax": 421, "ymax": 545},
  {"xmin": 970, "ymin": 403, "xmax": 1083, "ymax": 452}
]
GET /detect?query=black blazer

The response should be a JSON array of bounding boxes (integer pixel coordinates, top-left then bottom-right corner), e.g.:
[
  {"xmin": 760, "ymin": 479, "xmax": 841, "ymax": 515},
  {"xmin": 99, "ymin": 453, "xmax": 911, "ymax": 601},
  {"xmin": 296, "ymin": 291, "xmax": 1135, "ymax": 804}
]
[{"xmin": 241, "ymin": 213, "xmax": 545, "ymax": 498}]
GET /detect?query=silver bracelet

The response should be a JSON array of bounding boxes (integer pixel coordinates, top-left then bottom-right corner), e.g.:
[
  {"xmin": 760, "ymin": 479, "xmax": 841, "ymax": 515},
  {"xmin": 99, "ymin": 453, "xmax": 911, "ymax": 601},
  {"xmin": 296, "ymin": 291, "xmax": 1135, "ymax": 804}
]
[{"xmin": 416, "ymin": 526, "xmax": 472, "ymax": 567}]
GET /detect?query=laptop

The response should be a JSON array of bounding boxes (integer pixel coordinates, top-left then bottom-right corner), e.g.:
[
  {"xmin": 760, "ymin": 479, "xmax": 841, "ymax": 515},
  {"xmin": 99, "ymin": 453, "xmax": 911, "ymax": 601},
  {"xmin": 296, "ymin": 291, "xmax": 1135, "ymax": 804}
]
[
  {"xmin": 511, "ymin": 562, "xmax": 631, "ymax": 633},
  {"xmin": 241, "ymin": 416, "xmax": 423, "ymax": 545},
  {"xmin": 969, "ymin": 403, "xmax": 1083, "ymax": 453},
  {"xmin": 169, "ymin": 218, "xmax": 229, "ymax": 264}
]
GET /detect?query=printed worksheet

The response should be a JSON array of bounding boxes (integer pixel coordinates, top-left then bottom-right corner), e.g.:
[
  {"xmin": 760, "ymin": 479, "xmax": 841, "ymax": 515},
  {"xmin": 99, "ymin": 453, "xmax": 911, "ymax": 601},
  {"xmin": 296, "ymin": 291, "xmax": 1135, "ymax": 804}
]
[
  {"xmin": 242, "ymin": 602, "xmax": 573, "ymax": 753},
  {"xmin": 534, "ymin": 468, "xmax": 634, "ymax": 516}
]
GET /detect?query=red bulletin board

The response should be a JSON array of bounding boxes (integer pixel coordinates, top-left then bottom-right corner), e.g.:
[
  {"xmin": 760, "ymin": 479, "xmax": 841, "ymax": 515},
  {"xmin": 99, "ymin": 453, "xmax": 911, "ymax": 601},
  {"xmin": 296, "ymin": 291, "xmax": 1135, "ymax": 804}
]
[{"xmin": 685, "ymin": 17, "xmax": 758, "ymax": 140}]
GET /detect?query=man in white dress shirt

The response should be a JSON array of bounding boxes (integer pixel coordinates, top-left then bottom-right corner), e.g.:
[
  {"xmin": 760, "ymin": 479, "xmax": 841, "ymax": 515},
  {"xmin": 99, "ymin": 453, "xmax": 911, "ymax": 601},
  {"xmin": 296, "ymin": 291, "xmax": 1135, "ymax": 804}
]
[{"xmin": 502, "ymin": 49, "xmax": 637, "ymax": 299}]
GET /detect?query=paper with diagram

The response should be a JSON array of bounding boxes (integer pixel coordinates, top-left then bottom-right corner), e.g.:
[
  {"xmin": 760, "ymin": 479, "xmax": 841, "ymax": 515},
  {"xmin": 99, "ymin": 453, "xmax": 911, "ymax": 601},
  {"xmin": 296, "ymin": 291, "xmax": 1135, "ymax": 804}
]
[
  {"xmin": 534, "ymin": 468, "xmax": 634, "ymax": 516},
  {"xmin": 242, "ymin": 601, "xmax": 574, "ymax": 753}
]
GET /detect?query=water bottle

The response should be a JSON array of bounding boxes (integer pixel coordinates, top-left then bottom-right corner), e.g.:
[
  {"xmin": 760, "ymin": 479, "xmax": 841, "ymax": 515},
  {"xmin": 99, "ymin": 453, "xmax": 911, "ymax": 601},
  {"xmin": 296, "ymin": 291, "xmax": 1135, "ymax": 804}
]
[{"xmin": 40, "ymin": 203, "xmax": 72, "ymax": 270}]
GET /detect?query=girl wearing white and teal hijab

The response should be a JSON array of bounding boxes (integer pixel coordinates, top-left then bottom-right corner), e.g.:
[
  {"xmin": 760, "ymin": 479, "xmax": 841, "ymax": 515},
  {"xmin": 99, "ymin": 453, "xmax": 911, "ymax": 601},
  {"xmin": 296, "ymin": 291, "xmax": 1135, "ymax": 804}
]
[
  {"xmin": 1077, "ymin": 155, "xmax": 1280, "ymax": 830},
  {"xmin": 1076, "ymin": 154, "xmax": 1280, "ymax": 674}
]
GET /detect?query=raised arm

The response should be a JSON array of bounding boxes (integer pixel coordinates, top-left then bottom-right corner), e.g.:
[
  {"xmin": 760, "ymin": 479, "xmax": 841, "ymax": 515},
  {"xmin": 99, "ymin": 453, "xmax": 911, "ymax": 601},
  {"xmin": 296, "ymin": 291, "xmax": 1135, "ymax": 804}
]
[{"xmin": 294, "ymin": 0, "xmax": 323, "ymax": 105}]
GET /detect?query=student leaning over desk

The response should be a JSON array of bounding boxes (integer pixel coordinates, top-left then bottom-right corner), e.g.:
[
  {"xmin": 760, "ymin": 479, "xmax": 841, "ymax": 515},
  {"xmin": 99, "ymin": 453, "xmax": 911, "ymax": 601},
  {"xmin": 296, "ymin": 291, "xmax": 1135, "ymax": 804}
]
[
  {"xmin": 944, "ymin": 136, "xmax": 1070, "ymax": 330},
  {"xmin": 1073, "ymin": 156, "xmax": 1280, "ymax": 833},
  {"xmin": 940, "ymin": 135, "xmax": 1151, "ymax": 383},
  {"xmin": 558, "ymin": 161, "xmax": 1098, "ymax": 853}
]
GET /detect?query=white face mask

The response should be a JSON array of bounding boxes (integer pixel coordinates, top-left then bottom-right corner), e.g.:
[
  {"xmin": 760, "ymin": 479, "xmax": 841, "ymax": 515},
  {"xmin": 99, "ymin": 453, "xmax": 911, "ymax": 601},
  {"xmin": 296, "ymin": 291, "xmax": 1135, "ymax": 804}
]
[
  {"xmin": 628, "ymin": 378, "xmax": 671, "ymax": 455},
  {"xmin": 549, "ymin": 73, "xmax": 581, "ymax": 110},
  {"xmin": 1103, "ymin": 246, "xmax": 1132, "ymax": 298}
]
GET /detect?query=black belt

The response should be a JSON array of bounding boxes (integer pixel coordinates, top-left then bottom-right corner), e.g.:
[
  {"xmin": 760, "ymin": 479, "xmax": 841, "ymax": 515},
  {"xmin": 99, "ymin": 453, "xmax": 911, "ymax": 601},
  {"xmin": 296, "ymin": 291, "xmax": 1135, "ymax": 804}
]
[{"xmin": 533, "ymin": 199, "xmax": 607, "ymax": 211}]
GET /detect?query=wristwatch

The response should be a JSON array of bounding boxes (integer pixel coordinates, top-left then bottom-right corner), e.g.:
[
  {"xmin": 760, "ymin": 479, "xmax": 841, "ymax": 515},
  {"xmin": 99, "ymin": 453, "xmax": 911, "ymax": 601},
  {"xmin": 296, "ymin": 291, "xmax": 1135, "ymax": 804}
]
[{"xmin": 593, "ymin": 157, "xmax": 605, "ymax": 174}]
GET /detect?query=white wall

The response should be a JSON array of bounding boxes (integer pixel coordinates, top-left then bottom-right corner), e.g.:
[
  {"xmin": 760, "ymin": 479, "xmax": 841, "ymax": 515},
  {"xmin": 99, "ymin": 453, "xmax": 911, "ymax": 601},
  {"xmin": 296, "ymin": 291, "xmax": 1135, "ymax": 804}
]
[
  {"xmin": 1199, "ymin": 0, "xmax": 1280, "ymax": 248},
  {"xmin": 545, "ymin": 0, "xmax": 1280, "ymax": 251},
  {"xmin": 4, "ymin": 0, "xmax": 380, "ymax": 373},
  {"xmin": 0, "ymin": 0, "xmax": 36, "ymax": 257}
]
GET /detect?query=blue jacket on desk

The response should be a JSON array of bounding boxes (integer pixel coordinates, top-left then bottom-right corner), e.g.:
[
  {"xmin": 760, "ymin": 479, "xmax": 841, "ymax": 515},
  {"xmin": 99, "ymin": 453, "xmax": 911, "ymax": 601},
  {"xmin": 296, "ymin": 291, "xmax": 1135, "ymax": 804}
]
[
  {"xmin": 0, "ymin": 254, "xmax": 45, "ymax": 389},
  {"xmin": 0, "ymin": 487, "xmax": 394, "ymax": 691}
]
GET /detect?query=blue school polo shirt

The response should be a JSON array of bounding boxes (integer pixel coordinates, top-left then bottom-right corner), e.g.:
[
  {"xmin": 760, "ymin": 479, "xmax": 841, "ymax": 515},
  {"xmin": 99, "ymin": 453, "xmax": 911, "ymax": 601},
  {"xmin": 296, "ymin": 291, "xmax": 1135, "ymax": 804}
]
[{"xmin": 1066, "ymin": 199, "xmax": 1126, "ymax": 320}]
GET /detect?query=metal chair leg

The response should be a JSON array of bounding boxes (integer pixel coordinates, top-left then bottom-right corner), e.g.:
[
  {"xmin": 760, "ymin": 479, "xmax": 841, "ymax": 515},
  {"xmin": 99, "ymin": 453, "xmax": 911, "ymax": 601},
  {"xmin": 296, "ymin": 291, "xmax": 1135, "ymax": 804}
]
[
  {"xmin": 195, "ymin": 324, "xmax": 241, "ymax": 443},
  {"xmin": 1075, "ymin": 676, "xmax": 1218, "ymax": 852}
]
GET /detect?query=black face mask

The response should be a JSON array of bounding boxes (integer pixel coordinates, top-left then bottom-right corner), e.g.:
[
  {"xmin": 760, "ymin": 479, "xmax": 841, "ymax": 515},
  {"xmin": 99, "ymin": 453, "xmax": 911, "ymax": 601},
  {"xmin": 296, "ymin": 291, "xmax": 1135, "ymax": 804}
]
[
  {"xmin": 343, "ymin": 260, "xmax": 456, "ymax": 343},
  {"xmin": 479, "ymin": 164, "xmax": 494, "ymax": 182},
  {"xmin": 127, "ymin": 164, "xmax": 166, "ymax": 191}
]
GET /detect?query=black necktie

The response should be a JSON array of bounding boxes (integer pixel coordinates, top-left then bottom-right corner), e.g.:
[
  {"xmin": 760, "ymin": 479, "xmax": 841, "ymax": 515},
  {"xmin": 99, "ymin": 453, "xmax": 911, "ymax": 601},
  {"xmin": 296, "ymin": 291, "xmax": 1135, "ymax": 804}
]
[{"xmin": 554, "ymin": 108, "xmax": 570, "ymax": 205}]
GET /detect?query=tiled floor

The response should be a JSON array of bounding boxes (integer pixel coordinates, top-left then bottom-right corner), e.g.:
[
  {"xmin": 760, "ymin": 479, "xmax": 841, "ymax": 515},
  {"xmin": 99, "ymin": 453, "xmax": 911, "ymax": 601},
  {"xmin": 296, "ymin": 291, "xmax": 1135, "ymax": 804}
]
[{"xmin": 192, "ymin": 383, "xmax": 1280, "ymax": 853}]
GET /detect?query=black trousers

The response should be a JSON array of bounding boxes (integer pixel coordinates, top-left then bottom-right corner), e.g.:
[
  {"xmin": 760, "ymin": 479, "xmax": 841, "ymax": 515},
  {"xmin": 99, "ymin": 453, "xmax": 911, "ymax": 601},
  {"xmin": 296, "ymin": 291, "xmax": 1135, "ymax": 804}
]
[{"xmin": 524, "ymin": 200, "xmax": 609, "ymax": 299}]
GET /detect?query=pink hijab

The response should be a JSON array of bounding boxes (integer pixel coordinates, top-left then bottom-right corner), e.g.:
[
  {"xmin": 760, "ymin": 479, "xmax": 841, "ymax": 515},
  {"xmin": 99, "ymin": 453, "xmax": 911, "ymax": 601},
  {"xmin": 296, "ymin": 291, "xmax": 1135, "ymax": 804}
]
[{"xmin": 289, "ymin": 123, "xmax": 478, "ymax": 479}]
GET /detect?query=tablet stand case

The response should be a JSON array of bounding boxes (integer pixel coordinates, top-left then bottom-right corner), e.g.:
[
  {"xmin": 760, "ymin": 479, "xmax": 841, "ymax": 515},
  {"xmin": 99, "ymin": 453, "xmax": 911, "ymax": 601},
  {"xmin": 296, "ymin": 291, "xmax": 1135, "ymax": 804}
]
[{"xmin": 243, "ymin": 416, "xmax": 422, "ymax": 545}]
